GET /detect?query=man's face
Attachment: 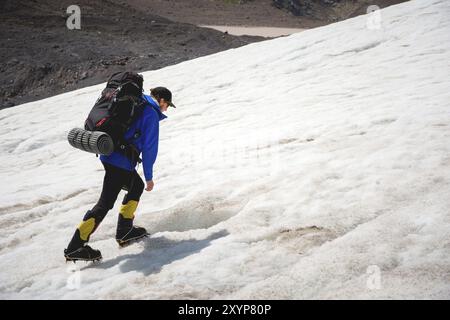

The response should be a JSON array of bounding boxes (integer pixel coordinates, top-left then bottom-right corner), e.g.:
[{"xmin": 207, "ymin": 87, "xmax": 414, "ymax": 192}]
[{"xmin": 159, "ymin": 98, "xmax": 169, "ymax": 112}]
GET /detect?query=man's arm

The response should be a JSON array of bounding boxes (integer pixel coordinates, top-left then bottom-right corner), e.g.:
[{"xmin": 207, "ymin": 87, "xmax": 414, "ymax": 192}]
[{"xmin": 141, "ymin": 109, "xmax": 159, "ymax": 191}]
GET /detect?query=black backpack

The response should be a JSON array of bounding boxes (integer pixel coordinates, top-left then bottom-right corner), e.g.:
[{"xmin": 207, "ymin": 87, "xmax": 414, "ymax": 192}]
[{"xmin": 85, "ymin": 71, "xmax": 145, "ymax": 161}]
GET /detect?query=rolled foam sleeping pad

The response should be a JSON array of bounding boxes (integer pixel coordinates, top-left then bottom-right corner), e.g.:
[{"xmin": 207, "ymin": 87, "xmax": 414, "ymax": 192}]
[{"xmin": 67, "ymin": 128, "xmax": 114, "ymax": 156}]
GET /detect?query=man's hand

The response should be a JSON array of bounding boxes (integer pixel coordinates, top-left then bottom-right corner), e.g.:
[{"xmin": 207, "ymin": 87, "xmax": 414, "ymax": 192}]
[{"xmin": 145, "ymin": 180, "xmax": 154, "ymax": 192}]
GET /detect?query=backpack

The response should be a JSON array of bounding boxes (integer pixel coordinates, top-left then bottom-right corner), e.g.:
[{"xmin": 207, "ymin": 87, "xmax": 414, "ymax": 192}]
[{"xmin": 84, "ymin": 71, "xmax": 145, "ymax": 161}]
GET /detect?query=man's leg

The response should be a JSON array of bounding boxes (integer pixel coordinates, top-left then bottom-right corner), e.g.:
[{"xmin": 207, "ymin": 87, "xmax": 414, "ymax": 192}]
[
  {"xmin": 116, "ymin": 170, "xmax": 145, "ymax": 243},
  {"xmin": 66, "ymin": 163, "xmax": 129, "ymax": 253}
]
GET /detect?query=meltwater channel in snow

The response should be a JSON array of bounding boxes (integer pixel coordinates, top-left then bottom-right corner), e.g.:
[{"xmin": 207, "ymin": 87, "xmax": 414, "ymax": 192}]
[{"xmin": 0, "ymin": 0, "xmax": 449, "ymax": 299}]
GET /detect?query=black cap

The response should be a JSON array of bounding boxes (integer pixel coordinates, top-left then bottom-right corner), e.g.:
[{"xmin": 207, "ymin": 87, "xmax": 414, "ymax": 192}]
[{"xmin": 150, "ymin": 87, "xmax": 176, "ymax": 108}]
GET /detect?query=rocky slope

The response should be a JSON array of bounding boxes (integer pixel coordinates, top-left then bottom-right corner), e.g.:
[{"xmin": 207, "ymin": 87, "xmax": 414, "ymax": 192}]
[{"xmin": 0, "ymin": 0, "xmax": 263, "ymax": 109}]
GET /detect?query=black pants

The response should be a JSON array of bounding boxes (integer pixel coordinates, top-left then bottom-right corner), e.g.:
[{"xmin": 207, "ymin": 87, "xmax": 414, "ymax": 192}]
[
  {"xmin": 94, "ymin": 162, "xmax": 144, "ymax": 214},
  {"xmin": 67, "ymin": 162, "xmax": 145, "ymax": 251}
]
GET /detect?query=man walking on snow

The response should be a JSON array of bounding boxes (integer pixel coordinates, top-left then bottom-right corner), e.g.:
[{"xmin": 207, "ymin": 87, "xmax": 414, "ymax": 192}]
[{"xmin": 64, "ymin": 87, "xmax": 176, "ymax": 262}]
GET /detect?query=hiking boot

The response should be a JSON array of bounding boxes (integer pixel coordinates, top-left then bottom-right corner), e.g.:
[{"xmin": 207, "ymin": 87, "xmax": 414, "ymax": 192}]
[
  {"xmin": 64, "ymin": 245, "xmax": 102, "ymax": 262},
  {"xmin": 116, "ymin": 226, "xmax": 148, "ymax": 247}
]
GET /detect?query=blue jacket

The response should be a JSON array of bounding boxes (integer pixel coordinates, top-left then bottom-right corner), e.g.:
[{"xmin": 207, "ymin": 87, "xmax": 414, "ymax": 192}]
[{"xmin": 100, "ymin": 94, "xmax": 167, "ymax": 181}]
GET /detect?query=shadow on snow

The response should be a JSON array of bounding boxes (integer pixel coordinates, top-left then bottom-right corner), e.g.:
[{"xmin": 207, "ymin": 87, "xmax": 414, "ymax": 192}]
[{"xmin": 85, "ymin": 229, "xmax": 229, "ymax": 276}]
